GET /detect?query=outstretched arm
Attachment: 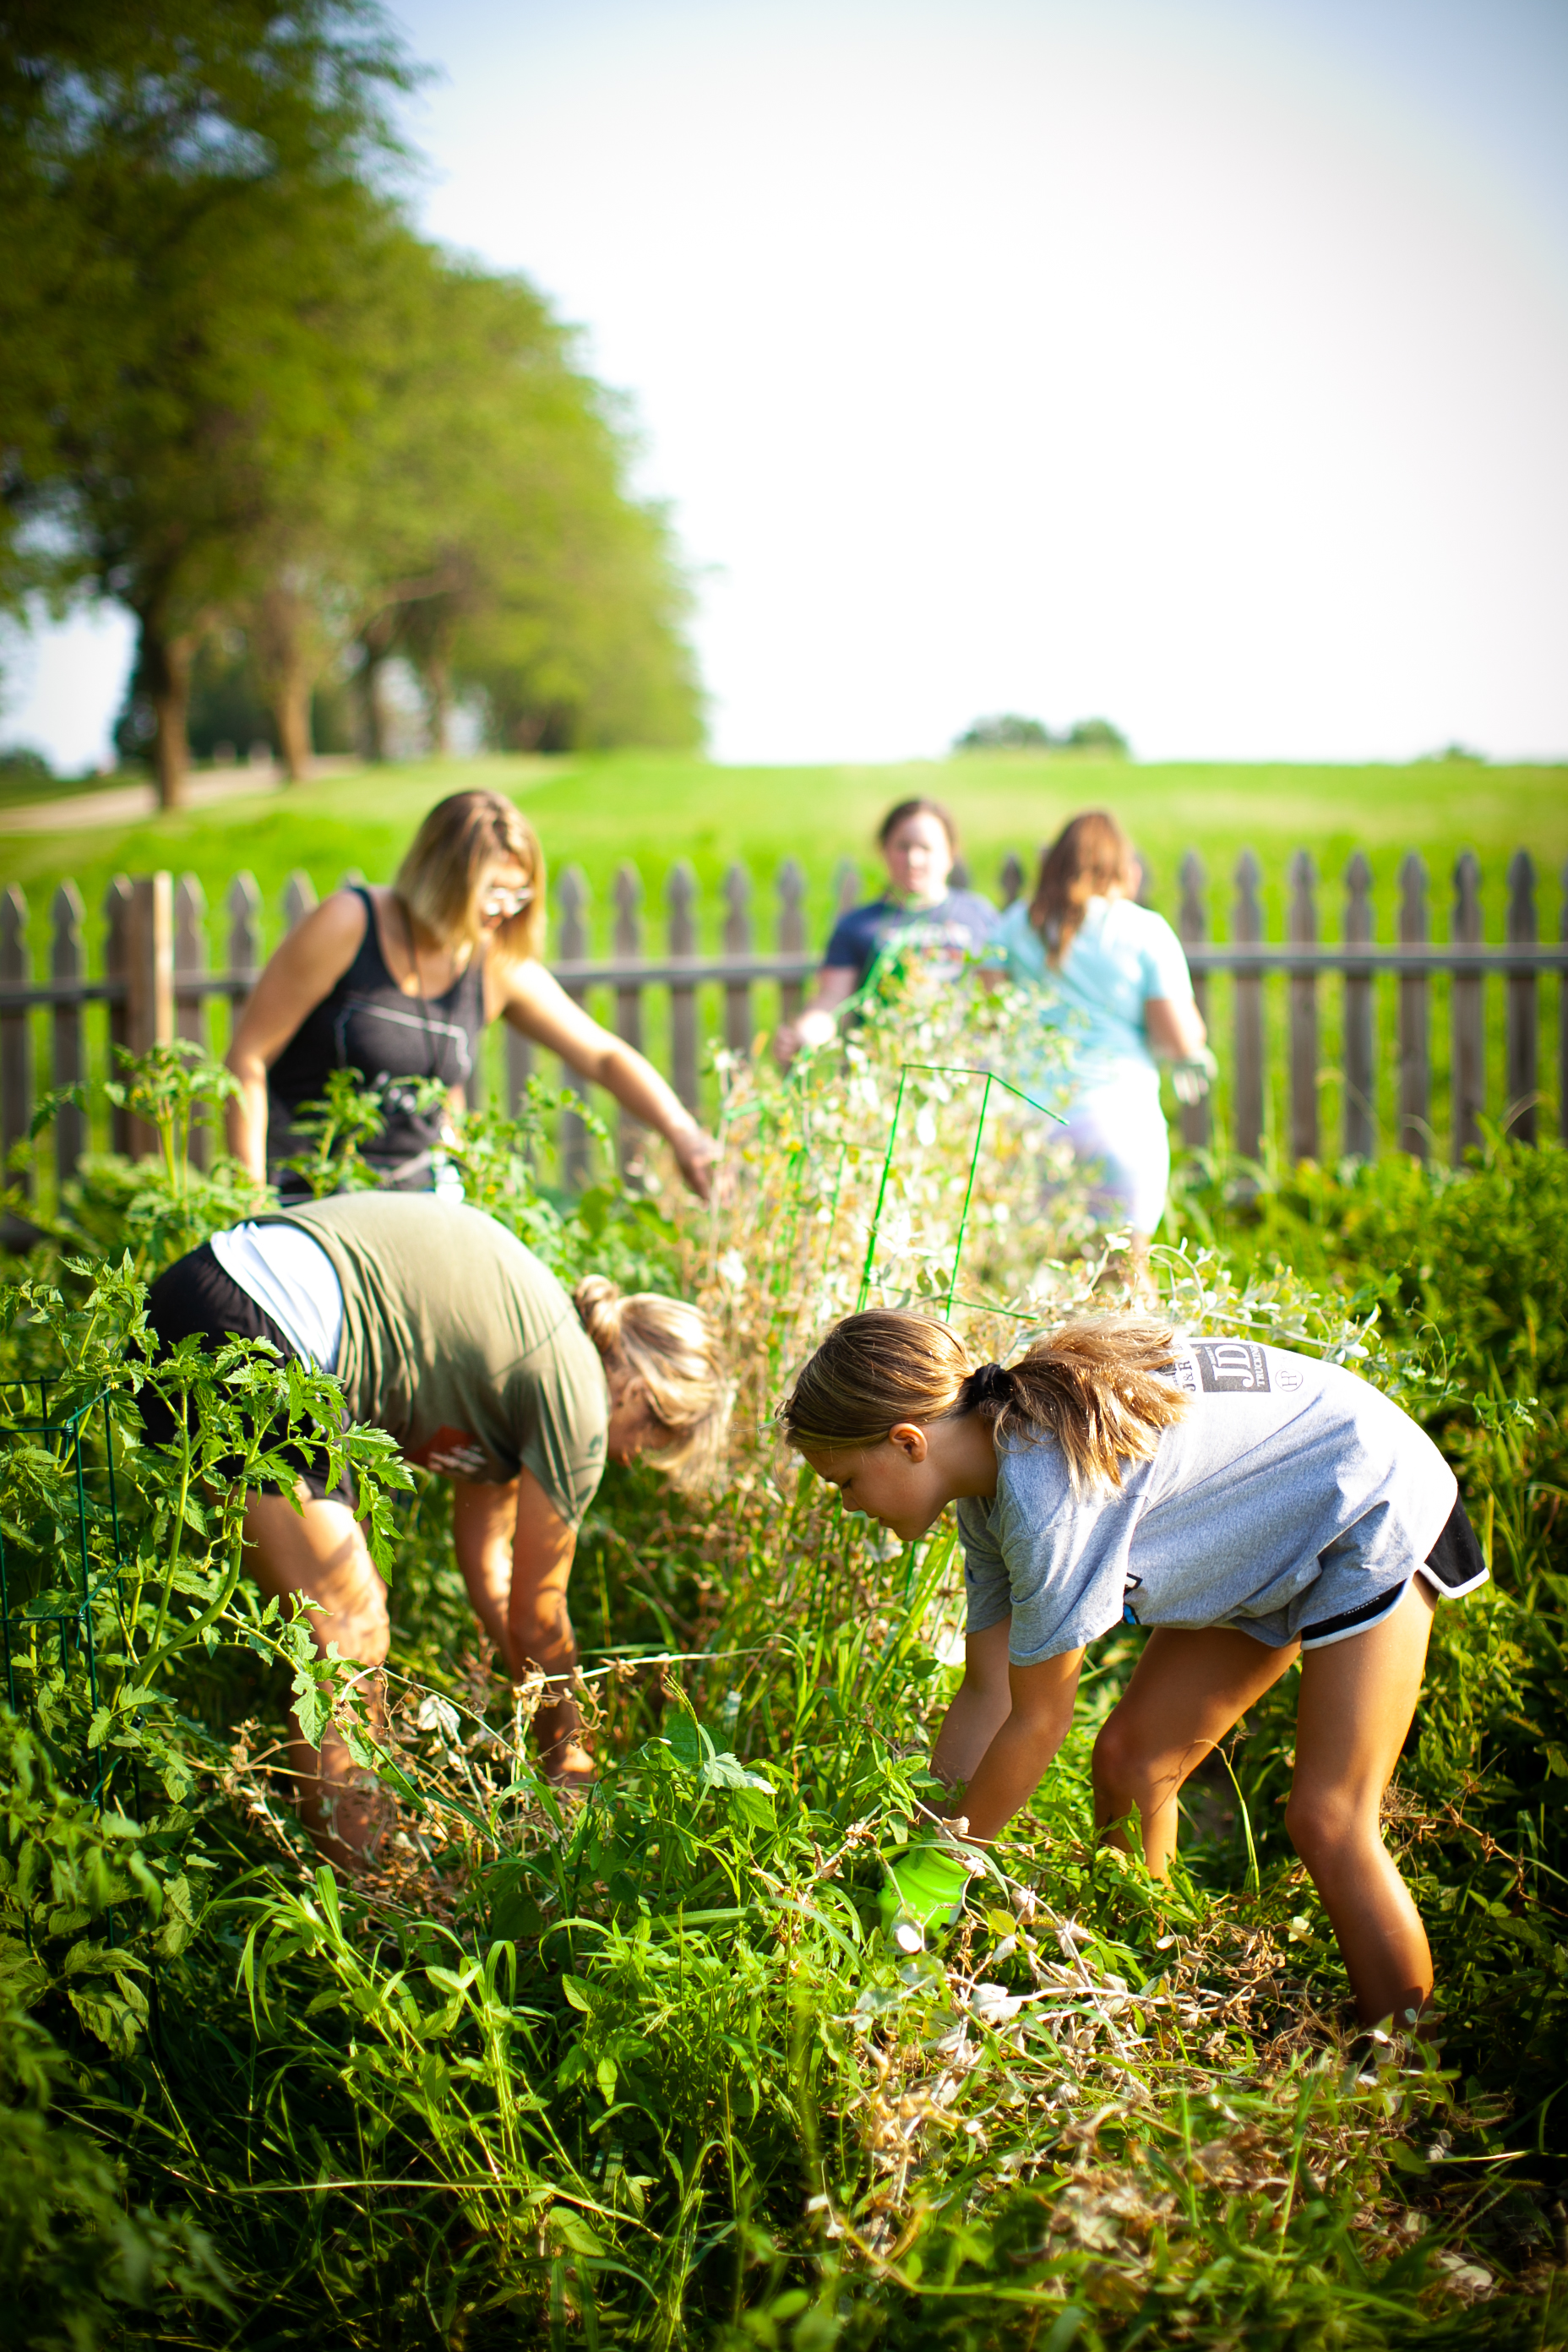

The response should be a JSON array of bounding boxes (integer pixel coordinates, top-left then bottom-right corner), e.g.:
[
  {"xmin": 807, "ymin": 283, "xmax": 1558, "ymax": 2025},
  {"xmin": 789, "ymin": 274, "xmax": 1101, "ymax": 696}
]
[
  {"xmin": 775, "ymin": 966, "xmax": 857, "ymax": 1068},
  {"xmin": 496, "ymin": 958, "xmax": 717, "ymax": 1200},
  {"xmin": 1144, "ymin": 995, "xmax": 1207, "ymax": 1060},
  {"xmin": 938, "ymin": 1647, "xmax": 1085, "ymax": 1842},
  {"xmin": 929, "ymin": 1619, "xmax": 1014, "ymax": 1789}
]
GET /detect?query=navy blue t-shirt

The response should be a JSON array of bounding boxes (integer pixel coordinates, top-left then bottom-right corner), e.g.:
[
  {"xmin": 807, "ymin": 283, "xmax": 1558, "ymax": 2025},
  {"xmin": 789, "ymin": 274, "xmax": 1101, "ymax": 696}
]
[{"xmin": 822, "ymin": 890, "xmax": 999, "ymax": 991}]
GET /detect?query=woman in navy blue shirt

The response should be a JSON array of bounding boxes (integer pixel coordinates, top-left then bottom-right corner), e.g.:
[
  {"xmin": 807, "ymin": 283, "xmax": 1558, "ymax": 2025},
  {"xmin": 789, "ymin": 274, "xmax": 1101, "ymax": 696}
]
[{"xmin": 775, "ymin": 798, "xmax": 998, "ymax": 1066}]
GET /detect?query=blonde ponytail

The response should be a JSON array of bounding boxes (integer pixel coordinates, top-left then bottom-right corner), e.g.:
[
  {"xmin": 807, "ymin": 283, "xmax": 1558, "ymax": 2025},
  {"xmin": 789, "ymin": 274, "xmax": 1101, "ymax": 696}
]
[
  {"xmin": 574, "ymin": 1277, "xmax": 732, "ymax": 1490},
  {"xmin": 781, "ymin": 1309, "xmax": 1188, "ymax": 1490}
]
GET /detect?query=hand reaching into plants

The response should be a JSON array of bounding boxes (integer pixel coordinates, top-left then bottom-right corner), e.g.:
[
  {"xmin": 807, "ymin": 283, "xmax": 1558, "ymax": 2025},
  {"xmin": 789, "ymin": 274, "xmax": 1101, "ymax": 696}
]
[
  {"xmin": 669, "ymin": 1121, "xmax": 720, "ymax": 1203},
  {"xmin": 1169, "ymin": 1045, "xmax": 1219, "ymax": 1105}
]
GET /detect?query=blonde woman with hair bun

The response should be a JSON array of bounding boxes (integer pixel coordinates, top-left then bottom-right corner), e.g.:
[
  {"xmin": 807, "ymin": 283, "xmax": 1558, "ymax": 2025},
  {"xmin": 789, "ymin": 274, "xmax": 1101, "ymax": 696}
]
[
  {"xmin": 141, "ymin": 1192, "xmax": 732, "ymax": 1863},
  {"xmin": 784, "ymin": 1305, "xmax": 1488, "ymax": 2030},
  {"xmin": 226, "ymin": 787, "xmax": 717, "ymax": 1200}
]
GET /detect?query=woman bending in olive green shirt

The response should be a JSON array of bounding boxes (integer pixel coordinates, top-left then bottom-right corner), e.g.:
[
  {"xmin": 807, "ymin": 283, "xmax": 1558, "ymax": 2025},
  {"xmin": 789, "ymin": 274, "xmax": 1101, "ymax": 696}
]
[{"xmin": 143, "ymin": 1192, "xmax": 729, "ymax": 1862}]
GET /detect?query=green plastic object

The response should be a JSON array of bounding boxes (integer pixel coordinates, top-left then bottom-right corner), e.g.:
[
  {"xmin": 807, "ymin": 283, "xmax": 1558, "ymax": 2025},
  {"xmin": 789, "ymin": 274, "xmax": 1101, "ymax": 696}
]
[{"xmin": 879, "ymin": 1843, "xmax": 971, "ymax": 1937}]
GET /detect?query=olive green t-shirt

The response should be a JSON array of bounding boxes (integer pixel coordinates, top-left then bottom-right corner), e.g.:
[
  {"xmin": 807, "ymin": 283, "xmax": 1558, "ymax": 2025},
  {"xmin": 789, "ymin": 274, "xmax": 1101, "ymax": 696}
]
[{"xmin": 268, "ymin": 1193, "xmax": 609, "ymax": 1525}]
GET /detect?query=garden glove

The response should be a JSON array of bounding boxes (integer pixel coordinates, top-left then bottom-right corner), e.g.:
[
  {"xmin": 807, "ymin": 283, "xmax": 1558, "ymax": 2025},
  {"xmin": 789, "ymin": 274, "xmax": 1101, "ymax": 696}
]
[
  {"xmin": 1169, "ymin": 1046, "xmax": 1218, "ymax": 1106},
  {"xmin": 879, "ymin": 1843, "xmax": 971, "ymax": 1938}
]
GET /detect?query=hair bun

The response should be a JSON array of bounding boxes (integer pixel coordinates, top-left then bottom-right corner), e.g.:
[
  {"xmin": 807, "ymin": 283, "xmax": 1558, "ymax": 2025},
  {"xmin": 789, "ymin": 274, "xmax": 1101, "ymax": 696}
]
[
  {"xmin": 574, "ymin": 1276, "xmax": 625, "ymax": 1353},
  {"xmin": 963, "ymin": 1361, "xmax": 1014, "ymax": 1409}
]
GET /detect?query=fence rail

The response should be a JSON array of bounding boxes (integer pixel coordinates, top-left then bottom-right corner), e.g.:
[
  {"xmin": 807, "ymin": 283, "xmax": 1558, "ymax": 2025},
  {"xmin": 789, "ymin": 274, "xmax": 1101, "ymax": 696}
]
[{"xmin": 2, "ymin": 847, "xmax": 1565, "ymax": 1200}]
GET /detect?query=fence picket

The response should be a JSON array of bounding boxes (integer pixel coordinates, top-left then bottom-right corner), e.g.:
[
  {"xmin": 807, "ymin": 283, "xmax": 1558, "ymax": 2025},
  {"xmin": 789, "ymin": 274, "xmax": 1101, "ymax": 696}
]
[
  {"xmin": 832, "ymin": 859, "xmax": 861, "ymax": 917},
  {"xmin": 1, "ymin": 888, "xmax": 30, "ymax": 1197},
  {"xmin": 1232, "ymin": 851, "xmax": 1264, "ymax": 1162},
  {"xmin": 777, "ymin": 861, "xmax": 807, "ymax": 1026},
  {"xmin": 612, "ymin": 863, "xmax": 645, "ymax": 1171},
  {"xmin": 999, "ymin": 852, "xmax": 1026, "ymax": 910},
  {"xmin": 126, "ymin": 875, "xmax": 173, "ymax": 1162},
  {"xmin": 1288, "ymin": 850, "xmax": 1319, "ymax": 1162},
  {"xmin": 1506, "ymin": 849, "xmax": 1538, "ymax": 1143},
  {"xmin": 282, "ymin": 870, "xmax": 318, "ymax": 932},
  {"xmin": 175, "ymin": 874, "xmax": 210, "ymax": 1168},
  {"xmin": 723, "ymin": 864, "xmax": 753, "ymax": 1054},
  {"xmin": 227, "ymin": 872, "xmax": 261, "ymax": 999},
  {"xmin": 50, "ymin": 883, "xmax": 87, "ymax": 1190},
  {"xmin": 1342, "ymin": 853, "xmax": 1375, "ymax": 1158},
  {"xmin": 667, "ymin": 863, "xmax": 700, "ymax": 1116},
  {"xmin": 1177, "ymin": 852, "xmax": 1210, "ymax": 1152},
  {"xmin": 555, "ymin": 866, "xmax": 591, "ymax": 1185},
  {"xmin": 1451, "ymin": 852, "xmax": 1484, "ymax": 1162},
  {"xmin": 1397, "ymin": 852, "xmax": 1429, "ymax": 1158},
  {"xmin": 103, "ymin": 878, "xmax": 132, "ymax": 1155}
]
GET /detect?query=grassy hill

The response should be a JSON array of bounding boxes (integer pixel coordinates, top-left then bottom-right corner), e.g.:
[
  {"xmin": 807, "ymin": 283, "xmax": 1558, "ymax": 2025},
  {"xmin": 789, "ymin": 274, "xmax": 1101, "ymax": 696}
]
[{"xmin": 4, "ymin": 749, "xmax": 1565, "ymax": 961}]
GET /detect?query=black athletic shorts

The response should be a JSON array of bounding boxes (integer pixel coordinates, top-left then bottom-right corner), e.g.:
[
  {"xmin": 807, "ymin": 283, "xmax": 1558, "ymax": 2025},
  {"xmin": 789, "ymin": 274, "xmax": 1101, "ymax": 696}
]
[
  {"xmin": 1298, "ymin": 1495, "xmax": 1489, "ymax": 1649},
  {"xmin": 140, "ymin": 1242, "xmax": 354, "ymax": 1506}
]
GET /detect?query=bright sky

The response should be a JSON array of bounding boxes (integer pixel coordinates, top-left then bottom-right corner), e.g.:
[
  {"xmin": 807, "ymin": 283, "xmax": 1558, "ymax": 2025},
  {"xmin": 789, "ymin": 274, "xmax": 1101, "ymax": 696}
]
[{"xmin": 7, "ymin": 0, "xmax": 1566, "ymax": 771}]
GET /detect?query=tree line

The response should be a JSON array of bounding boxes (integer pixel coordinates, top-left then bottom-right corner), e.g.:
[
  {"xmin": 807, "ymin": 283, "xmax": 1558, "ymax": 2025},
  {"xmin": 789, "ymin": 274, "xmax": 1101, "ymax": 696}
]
[{"xmin": 0, "ymin": 0, "xmax": 703, "ymax": 805}]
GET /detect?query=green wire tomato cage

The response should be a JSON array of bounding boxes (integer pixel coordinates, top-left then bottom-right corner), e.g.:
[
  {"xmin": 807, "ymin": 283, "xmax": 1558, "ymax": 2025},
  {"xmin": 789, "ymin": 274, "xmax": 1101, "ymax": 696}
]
[{"xmin": 0, "ymin": 1378, "xmax": 126, "ymax": 1780}]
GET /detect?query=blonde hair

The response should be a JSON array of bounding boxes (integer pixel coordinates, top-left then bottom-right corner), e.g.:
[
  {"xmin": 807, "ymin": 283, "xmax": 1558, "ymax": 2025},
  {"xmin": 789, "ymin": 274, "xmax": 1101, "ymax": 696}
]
[
  {"xmin": 781, "ymin": 1308, "xmax": 1188, "ymax": 1491},
  {"xmin": 395, "ymin": 791, "xmax": 546, "ymax": 962},
  {"xmin": 1028, "ymin": 810, "xmax": 1139, "ymax": 966},
  {"xmin": 574, "ymin": 1277, "xmax": 732, "ymax": 1490}
]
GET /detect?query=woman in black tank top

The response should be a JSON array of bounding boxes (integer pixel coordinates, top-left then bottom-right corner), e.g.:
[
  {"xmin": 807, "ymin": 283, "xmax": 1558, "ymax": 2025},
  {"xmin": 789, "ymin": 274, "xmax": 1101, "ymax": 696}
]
[
  {"xmin": 267, "ymin": 885, "xmax": 487, "ymax": 1193},
  {"xmin": 224, "ymin": 791, "xmax": 718, "ymax": 1200}
]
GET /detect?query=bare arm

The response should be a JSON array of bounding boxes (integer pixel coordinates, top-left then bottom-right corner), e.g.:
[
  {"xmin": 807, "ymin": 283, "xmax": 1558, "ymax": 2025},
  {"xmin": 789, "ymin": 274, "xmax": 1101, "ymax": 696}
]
[
  {"xmin": 774, "ymin": 965, "xmax": 858, "ymax": 1068},
  {"xmin": 1144, "ymin": 995, "xmax": 1207, "ymax": 1060},
  {"xmin": 928, "ymin": 1619, "xmax": 1014, "ymax": 1789},
  {"xmin": 939, "ymin": 1648, "xmax": 1085, "ymax": 1843},
  {"xmin": 451, "ymin": 1468, "xmax": 589, "ymax": 1781},
  {"xmin": 223, "ymin": 891, "xmax": 369, "ymax": 1178},
  {"xmin": 495, "ymin": 958, "xmax": 717, "ymax": 1201}
]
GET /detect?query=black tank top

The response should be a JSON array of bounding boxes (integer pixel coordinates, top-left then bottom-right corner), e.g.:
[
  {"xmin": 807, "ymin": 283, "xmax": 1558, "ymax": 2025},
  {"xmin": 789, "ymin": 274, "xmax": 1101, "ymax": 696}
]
[{"xmin": 267, "ymin": 887, "xmax": 487, "ymax": 1195}]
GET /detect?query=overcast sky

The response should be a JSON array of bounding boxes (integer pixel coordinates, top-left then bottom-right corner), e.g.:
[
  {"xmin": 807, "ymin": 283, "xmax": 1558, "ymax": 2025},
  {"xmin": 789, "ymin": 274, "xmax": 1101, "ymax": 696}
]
[{"xmin": 8, "ymin": 0, "xmax": 1567, "ymax": 771}]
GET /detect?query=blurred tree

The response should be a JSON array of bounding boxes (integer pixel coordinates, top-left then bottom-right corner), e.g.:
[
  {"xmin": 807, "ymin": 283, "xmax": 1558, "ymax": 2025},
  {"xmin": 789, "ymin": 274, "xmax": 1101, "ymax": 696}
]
[
  {"xmin": 1064, "ymin": 716, "xmax": 1129, "ymax": 754},
  {"xmin": 336, "ymin": 253, "xmax": 703, "ymax": 757},
  {"xmin": 1, "ymin": 3, "xmax": 703, "ymax": 795},
  {"xmin": 0, "ymin": 1, "xmax": 417, "ymax": 805},
  {"xmin": 954, "ymin": 714, "xmax": 1055, "ymax": 749}
]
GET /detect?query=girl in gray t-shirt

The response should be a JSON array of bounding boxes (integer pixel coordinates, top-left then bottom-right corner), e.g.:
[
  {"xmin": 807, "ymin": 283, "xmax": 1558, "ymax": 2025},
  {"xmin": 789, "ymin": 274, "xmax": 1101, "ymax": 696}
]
[{"xmin": 783, "ymin": 1309, "xmax": 1486, "ymax": 2033}]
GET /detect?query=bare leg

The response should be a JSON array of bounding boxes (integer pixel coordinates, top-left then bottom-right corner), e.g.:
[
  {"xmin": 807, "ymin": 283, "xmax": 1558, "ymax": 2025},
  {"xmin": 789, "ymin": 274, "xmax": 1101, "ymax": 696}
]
[
  {"xmin": 1092, "ymin": 1623, "xmax": 1299, "ymax": 1872},
  {"xmin": 243, "ymin": 1490, "xmax": 389, "ymax": 1866},
  {"xmin": 1287, "ymin": 1577, "xmax": 1436, "ymax": 2027}
]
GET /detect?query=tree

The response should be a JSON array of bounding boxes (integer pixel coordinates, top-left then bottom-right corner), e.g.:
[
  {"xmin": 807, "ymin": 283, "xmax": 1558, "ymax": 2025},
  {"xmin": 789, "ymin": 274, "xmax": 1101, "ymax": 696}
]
[
  {"xmin": 954, "ymin": 714, "xmax": 1054, "ymax": 750},
  {"xmin": 1064, "ymin": 716, "xmax": 1129, "ymax": 754},
  {"xmin": 332, "ymin": 253, "xmax": 703, "ymax": 756},
  {"xmin": 0, "ymin": 1, "xmax": 417, "ymax": 804},
  {"xmin": 2, "ymin": 5, "xmax": 704, "ymax": 792}
]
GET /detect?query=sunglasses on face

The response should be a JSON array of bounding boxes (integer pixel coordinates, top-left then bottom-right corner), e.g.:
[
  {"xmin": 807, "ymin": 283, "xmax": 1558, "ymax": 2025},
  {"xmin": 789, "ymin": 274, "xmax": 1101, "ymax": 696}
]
[{"xmin": 482, "ymin": 885, "xmax": 534, "ymax": 920}]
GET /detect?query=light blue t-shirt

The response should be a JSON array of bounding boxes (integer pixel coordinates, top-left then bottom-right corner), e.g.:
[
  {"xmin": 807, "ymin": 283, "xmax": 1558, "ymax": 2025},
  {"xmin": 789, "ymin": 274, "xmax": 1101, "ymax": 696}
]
[
  {"xmin": 997, "ymin": 895, "xmax": 1195, "ymax": 1097},
  {"xmin": 957, "ymin": 1341, "xmax": 1464, "ymax": 1662}
]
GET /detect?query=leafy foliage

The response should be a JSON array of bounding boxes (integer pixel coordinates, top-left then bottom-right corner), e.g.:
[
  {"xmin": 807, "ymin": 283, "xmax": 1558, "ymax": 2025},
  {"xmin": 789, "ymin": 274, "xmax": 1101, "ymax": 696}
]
[{"xmin": 0, "ymin": 1037, "xmax": 1563, "ymax": 2344}]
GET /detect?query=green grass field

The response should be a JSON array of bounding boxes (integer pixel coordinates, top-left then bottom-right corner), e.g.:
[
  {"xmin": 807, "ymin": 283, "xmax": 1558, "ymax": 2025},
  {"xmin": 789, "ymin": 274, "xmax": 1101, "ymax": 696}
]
[{"xmin": 4, "ymin": 749, "xmax": 1565, "ymax": 963}]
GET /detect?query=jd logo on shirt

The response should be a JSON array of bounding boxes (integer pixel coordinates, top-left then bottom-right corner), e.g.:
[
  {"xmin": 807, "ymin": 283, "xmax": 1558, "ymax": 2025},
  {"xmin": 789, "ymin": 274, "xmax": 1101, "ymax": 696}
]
[{"xmin": 1192, "ymin": 1341, "xmax": 1271, "ymax": 1393}]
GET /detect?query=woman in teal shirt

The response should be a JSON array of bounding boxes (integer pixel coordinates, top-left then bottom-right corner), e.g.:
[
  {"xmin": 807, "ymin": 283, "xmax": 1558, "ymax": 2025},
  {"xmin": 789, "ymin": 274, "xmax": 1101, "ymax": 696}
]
[{"xmin": 997, "ymin": 811, "xmax": 1210, "ymax": 1241}]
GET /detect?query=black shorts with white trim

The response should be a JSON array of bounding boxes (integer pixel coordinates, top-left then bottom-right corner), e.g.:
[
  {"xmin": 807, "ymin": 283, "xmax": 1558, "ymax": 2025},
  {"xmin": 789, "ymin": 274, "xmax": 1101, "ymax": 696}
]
[{"xmin": 1298, "ymin": 1496, "xmax": 1488, "ymax": 1652}]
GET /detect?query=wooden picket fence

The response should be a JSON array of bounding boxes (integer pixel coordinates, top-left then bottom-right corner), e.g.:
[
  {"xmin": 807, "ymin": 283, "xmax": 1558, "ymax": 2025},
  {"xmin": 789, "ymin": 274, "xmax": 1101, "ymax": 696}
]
[{"xmin": 1, "ymin": 847, "xmax": 1565, "ymax": 1200}]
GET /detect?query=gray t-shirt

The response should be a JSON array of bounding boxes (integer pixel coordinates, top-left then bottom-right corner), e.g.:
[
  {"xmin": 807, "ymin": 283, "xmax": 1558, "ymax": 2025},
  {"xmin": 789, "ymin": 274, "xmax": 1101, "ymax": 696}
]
[{"xmin": 957, "ymin": 1339, "xmax": 1462, "ymax": 1662}]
